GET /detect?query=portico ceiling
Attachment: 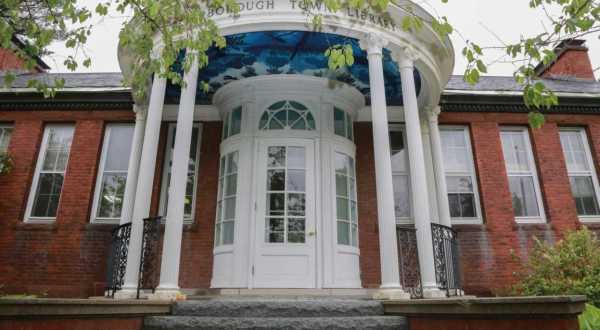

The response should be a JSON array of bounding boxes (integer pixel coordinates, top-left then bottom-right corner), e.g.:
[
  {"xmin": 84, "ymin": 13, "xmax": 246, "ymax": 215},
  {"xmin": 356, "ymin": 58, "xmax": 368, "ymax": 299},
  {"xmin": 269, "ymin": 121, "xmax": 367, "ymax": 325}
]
[{"xmin": 164, "ymin": 30, "xmax": 421, "ymax": 106}]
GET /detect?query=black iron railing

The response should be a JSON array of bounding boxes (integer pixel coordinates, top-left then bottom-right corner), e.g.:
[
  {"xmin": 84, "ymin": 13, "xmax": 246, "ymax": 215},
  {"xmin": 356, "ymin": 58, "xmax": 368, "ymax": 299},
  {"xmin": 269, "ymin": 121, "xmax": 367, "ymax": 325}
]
[
  {"xmin": 396, "ymin": 226, "xmax": 423, "ymax": 299},
  {"xmin": 105, "ymin": 222, "xmax": 132, "ymax": 298},
  {"xmin": 431, "ymin": 223, "xmax": 462, "ymax": 297},
  {"xmin": 136, "ymin": 216, "xmax": 162, "ymax": 299}
]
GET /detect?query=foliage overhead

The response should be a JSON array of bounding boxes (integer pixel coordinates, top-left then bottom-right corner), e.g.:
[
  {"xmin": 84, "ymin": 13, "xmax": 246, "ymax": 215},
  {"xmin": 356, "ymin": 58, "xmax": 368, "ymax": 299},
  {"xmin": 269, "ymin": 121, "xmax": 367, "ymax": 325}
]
[
  {"xmin": 513, "ymin": 227, "xmax": 600, "ymax": 307},
  {"xmin": 1, "ymin": 0, "xmax": 599, "ymax": 127}
]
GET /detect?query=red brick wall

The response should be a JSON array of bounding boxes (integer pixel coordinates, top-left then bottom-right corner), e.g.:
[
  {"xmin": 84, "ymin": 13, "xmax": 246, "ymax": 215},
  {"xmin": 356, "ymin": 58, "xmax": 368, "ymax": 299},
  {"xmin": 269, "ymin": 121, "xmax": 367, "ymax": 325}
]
[
  {"xmin": 409, "ymin": 317, "xmax": 578, "ymax": 330},
  {"xmin": 0, "ymin": 318, "xmax": 142, "ymax": 330}
]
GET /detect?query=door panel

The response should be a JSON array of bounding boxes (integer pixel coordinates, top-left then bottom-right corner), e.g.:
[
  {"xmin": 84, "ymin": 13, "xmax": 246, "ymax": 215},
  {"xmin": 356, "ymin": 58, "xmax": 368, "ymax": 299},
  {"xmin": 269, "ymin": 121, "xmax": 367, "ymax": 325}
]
[{"xmin": 253, "ymin": 140, "xmax": 316, "ymax": 288}]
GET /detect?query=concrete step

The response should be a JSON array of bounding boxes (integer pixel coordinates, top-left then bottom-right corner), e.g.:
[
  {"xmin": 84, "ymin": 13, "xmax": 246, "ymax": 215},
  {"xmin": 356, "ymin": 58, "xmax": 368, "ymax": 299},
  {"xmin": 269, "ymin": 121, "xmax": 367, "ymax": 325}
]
[
  {"xmin": 144, "ymin": 315, "xmax": 408, "ymax": 330},
  {"xmin": 173, "ymin": 299, "xmax": 384, "ymax": 317}
]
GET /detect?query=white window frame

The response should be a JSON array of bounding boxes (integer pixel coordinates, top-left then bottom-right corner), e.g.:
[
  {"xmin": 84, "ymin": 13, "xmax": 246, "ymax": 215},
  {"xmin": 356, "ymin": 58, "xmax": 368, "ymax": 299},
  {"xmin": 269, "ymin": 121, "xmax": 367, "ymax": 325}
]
[
  {"xmin": 389, "ymin": 124, "xmax": 413, "ymax": 224},
  {"xmin": 440, "ymin": 125, "xmax": 483, "ymax": 224},
  {"xmin": 500, "ymin": 126, "xmax": 546, "ymax": 224},
  {"xmin": 0, "ymin": 123, "xmax": 13, "ymax": 152},
  {"xmin": 24, "ymin": 124, "xmax": 74, "ymax": 223},
  {"xmin": 159, "ymin": 123, "xmax": 203, "ymax": 224},
  {"xmin": 90, "ymin": 123, "xmax": 135, "ymax": 224},
  {"xmin": 559, "ymin": 127, "xmax": 600, "ymax": 223}
]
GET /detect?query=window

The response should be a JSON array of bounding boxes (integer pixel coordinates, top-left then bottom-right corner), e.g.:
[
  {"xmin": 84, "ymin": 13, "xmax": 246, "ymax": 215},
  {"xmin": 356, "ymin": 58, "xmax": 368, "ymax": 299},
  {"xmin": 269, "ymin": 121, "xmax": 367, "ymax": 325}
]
[
  {"xmin": 159, "ymin": 124, "xmax": 202, "ymax": 223},
  {"xmin": 440, "ymin": 126, "xmax": 481, "ymax": 222},
  {"xmin": 334, "ymin": 107, "xmax": 353, "ymax": 141},
  {"xmin": 0, "ymin": 124, "xmax": 13, "ymax": 152},
  {"xmin": 25, "ymin": 124, "xmax": 74, "ymax": 221},
  {"xmin": 259, "ymin": 100, "xmax": 315, "ymax": 130},
  {"xmin": 500, "ymin": 127, "xmax": 545, "ymax": 222},
  {"xmin": 335, "ymin": 152, "xmax": 358, "ymax": 246},
  {"xmin": 559, "ymin": 128, "xmax": 600, "ymax": 220},
  {"xmin": 91, "ymin": 124, "xmax": 135, "ymax": 223},
  {"xmin": 389, "ymin": 125, "xmax": 412, "ymax": 222},
  {"xmin": 222, "ymin": 107, "xmax": 242, "ymax": 140},
  {"xmin": 215, "ymin": 151, "xmax": 238, "ymax": 246}
]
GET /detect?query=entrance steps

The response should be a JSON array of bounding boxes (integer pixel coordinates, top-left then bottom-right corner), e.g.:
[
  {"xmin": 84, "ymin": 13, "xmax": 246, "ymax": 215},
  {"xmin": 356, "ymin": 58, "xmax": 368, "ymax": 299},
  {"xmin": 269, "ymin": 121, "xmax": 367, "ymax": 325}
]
[{"xmin": 144, "ymin": 297, "xmax": 408, "ymax": 329}]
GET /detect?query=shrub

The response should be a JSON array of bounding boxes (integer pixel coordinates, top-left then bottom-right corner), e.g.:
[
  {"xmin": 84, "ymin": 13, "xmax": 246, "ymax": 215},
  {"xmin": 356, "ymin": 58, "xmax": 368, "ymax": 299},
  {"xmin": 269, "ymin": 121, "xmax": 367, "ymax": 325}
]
[
  {"xmin": 580, "ymin": 304, "xmax": 600, "ymax": 330},
  {"xmin": 513, "ymin": 227, "xmax": 600, "ymax": 307},
  {"xmin": 0, "ymin": 152, "xmax": 14, "ymax": 175}
]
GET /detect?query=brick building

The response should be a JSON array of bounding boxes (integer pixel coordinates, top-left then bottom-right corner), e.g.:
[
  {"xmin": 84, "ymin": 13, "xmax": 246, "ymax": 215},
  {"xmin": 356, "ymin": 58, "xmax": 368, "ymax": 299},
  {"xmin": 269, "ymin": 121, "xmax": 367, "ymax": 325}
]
[{"xmin": 0, "ymin": 4, "xmax": 599, "ymax": 300}]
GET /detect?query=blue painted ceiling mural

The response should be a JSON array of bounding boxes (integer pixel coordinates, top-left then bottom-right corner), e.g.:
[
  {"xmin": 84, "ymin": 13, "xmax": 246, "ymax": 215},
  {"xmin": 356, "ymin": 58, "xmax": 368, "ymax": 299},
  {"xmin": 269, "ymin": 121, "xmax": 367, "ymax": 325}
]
[{"xmin": 165, "ymin": 31, "xmax": 421, "ymax": 106}]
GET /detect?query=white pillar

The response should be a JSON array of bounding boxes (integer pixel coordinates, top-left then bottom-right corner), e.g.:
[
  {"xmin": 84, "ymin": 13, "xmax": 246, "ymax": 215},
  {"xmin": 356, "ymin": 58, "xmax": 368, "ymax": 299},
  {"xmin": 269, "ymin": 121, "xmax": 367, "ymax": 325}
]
[
  {"xmin": 119, "ymin": 106, "xmax": 146, "ymax": 226},
  {"xmin": 115, "ymin": 76, "xmax": 167, "ymax": 299},
  {"xmin": 396, "ymin": 48, "xmax": 446, "ymax": 298},
  {"xmin": 428, "ymin": 107, "xmax": 452, "ymax": 228},
  {"xmin": 360, "ymin": 33, "xmax": 410, "ymax": 300},
  {"xmin": 153, "ymin": 52, "xmax": 199, "ymax": 300}
]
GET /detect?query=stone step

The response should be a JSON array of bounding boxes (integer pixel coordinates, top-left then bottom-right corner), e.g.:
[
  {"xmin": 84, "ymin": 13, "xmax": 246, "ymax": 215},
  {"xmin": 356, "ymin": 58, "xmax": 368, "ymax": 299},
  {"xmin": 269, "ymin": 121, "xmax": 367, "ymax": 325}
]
[
  {"xmin": 144, "ymin": 315, "xmax": 408, "ymax": 330},
  {"xmin": 173, "ymin": 299, "xmax": 384, "ymax": 317}
]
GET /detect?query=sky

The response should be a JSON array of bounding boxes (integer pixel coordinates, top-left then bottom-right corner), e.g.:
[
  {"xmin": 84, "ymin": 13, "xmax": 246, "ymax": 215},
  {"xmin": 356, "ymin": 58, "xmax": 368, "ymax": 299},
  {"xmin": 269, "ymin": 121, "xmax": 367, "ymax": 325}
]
[{"xmin": 46, "ymin": 0, "xmax": 600, "ymax": 78}]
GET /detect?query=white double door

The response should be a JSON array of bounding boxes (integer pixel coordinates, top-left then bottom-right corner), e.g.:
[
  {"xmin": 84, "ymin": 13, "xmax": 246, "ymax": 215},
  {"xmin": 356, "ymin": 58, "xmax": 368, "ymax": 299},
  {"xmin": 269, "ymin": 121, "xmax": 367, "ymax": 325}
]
[{"xmin": 252, "ymin": 139, "xmax": 317, "ymax": 288}]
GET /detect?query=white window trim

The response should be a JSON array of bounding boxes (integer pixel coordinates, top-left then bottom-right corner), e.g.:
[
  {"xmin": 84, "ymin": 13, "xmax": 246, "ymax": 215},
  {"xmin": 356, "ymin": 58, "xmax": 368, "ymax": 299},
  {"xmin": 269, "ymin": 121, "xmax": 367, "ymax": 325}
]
[
  {"xmin": 24, "ymin": 124, "xmax": 74, "ymax": 223},
  {"xmin": 159, "ymin": 123, "xmax": 203, "ymax": 224},
  {"xmin": 501, "ymin": 126, "xmax": 546, "ymax": 224},
  {"xmin": 0, "ymin": 123, "xmax": 13, "ymax": 152},
  {"xmin": 560, "ymin": 127, "xmax": 600, "ymax": 223},
  {"xmin": 389, "ymin": 124, "xmax": 413, "ymax": 224},
  {"xmin": 440, "ymin": 125, "xmax": 483, "ymax": 225},
  {"xmin": 90, "ymin": 123, "xmax": 134, "ymax": 224}
]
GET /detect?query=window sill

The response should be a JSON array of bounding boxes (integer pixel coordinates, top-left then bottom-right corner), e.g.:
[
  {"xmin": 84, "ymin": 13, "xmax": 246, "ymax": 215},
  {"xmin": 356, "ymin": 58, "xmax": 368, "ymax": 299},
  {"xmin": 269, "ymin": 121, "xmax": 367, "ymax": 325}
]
[
  {"xmin": 514, "ymin": 218, "xmax": 546, "ymax": 225},
  {"xmin": 451, "ymin": 219, "xmax": 484, "ymax": 226},
  {"xmin": 579, "ymin": 216, "xmax": 600, "ymax": 224}
]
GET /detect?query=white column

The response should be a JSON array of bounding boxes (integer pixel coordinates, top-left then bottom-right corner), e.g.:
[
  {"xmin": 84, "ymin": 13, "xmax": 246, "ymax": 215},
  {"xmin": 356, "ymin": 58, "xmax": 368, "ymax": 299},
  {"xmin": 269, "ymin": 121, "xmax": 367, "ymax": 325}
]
[
  {"xmin": 119, "ymin": 106, "xmax": 146, "ymax": 226},
  {"xmin": 360, "ymin": 33, "xmax": 410, "ymax": 300},
  {"xmin": 115, "ymin": 76, "xmax": 167, "ymax": 299},
  {"xmin": 428, "ymin": 107, "xmax": 452, "ymax": 228},
  {"xmin": 153, "ymin": 52, "xmax": 199, "ymax": 300},
  {"xmin": 396, "ymin": 48, "xmax": 446, "ymax": 298}
]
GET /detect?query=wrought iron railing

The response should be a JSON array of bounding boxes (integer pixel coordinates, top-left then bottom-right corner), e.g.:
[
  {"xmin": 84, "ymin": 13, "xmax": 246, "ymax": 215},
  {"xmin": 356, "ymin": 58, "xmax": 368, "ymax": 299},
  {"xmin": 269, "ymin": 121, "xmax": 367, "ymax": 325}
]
[
  {"xmin": 396, "ymin": 226, "xmax": 423, "ymax": 299},
  {"xmin": 105, "ymin": 222, "xmax": 132, "ymax": 298},
  {"xmin": 136, "ymin": 216, "xmax": 162, "ymax": 299},
  {"xmin": 431, "ymin": 223, "xmax": 462, "ymax": 297}
]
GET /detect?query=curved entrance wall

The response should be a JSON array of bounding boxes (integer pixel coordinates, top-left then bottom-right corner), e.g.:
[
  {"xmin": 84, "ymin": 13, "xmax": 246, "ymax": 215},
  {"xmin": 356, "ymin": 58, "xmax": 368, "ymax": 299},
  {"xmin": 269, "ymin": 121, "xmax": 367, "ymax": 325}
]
[{"xmin": 211, "ymin": 75, "xmax": 365, "ymax": 288}]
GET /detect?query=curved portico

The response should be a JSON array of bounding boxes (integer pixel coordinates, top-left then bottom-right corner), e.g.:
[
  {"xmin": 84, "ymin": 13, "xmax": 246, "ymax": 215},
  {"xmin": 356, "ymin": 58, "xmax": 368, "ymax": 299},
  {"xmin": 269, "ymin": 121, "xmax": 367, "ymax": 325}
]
[{"xmin": 115, "ymin": 0, "xmax": 455, "ymax": 300}]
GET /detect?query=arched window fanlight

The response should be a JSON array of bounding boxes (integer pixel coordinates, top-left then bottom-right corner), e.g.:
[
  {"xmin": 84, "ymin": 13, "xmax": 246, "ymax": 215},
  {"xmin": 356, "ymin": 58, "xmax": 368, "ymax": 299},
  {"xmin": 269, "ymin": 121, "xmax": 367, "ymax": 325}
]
[{"xmin": 259, "ymin": 100, "xmax": 316, "ymax": 130}]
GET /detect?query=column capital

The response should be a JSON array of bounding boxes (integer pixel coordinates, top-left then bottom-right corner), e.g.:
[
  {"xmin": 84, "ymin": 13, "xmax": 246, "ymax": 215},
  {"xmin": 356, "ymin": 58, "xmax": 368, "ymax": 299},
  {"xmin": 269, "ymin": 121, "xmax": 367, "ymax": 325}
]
[
  {"xmin": 133, "ymin": 104, "xmax": 148, "ymax": 121},
  {"xmin": 359, "ymin": 33, "xmax": 389, "ymax": 56},
  {"xmin": 393, "ymin": 46, "xmax": 420, "ymax": 69}
]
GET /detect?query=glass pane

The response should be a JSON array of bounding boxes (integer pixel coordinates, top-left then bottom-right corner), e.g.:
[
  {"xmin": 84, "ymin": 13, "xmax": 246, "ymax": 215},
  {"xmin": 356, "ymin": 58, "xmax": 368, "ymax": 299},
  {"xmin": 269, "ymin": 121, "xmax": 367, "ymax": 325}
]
[
  {"xmin": 274, "ymin": 110, "xmax": 287, "ymax": 127},
  {"xmin": 230, "ymin": 107, "xmax": 242, "ymax": 136},
  {"xmin": 392, "ymin": 175, "xmax": 411, "ymax": 218},
  {"xmin": 448, "ymin": 194, "xmax": 461, "ymax": 218},
  {"xmin": 225, "ymin": 174, "xmax": 237, "ymax": 196},
  {"xmin": 287, "ymin": 170, "xmax": 305, "ymax": 192},
  {"xmin": 227, "ymin": 152, "xmax": 238, "ymax": 174},
  {"xmin": 222, "ymin": 221, "xmax": 235, "ymax": 245},
  {"xmin": 350, "ymin": 201, "xmax": 357, "ymax": 223},
  {"xmin": 351, "ymin": 224, "xmax": 358, "ymax": 247},
  {"xmin": 288, "ymin": 218, "xmax": 305, "ymax": 243},
  {"xmin": 389, "ymin": 131, "xmax": 409, "ymax": 172},
  {"xmin": 267, "ymin": 170, "xmax": 285, "ymax": 191},
  {"xmin": 287, "ymin": 147, "xmax": 305, "ymax": 168},
  {"xmin": 337, "ymin": 221, "xmax": 350, "ymax": 245},
  {"xmin": 267, "ymin": 193, "xmax": 285, "ymax": 216},
  {"xmin": 446, "ymin": 176, "xmax": 473, "ymax": 193},
  {"xmin": 508, "ymin": 176, "xmax": 540, "ymax": 217},
  {"xmin": 560, "ymin": 131, "xmax": 590, "ymax": 172},
  {"xmin": 336, "ymin": 197, "xmax": 349, "ymax": 220},
  {"xmin": 259, "ymin": 112, "xmax": 269, "ymax": 130},
  {"xmin": 460, "ymin": 194, "xmax": 476, "ymax": 217},
  {"xmin": 441, "ymin": 130, "xmax": 469, "ymax": 172},
  {"xmin": 97, "ymin": 173, "xmax": 127, "ymax": 218},
  {"xmin": 306, "ymin": 113, "xmax": 316, "ymax": 130},
  {"xmin": 334, "ymin": 108, "xmax": 345, "ymax": 137},
  {"xmin": 336, "ymin": 174, "xmax": 348, "ymax": 197},
  {"xmin": 219, "ymin": 157, "xmax": 226, "ymax": 177},
  {"xmin": 288, "ymin": 193, "xmax": 306, "ymax": 216},
  {"xmin": 268, "ymin": 217, "xmax": 285, "ymax": 232},
  {"xmin": 501, "ymin": 131, "xmax": 531, "ymax": 172},
  {"xmin": 288, "ymin": 111, "xmax": 301, "ymax": 129},
  {"xmin": 222, "ymin": 112, "xmax": 229, "ymax": 140},
  {"xmin": 268, "ymin": 147, "xmax": 285, "ymax": 167},
  {"xmin": 224, "ymin": 197, "xmax": 236, "ymax": 220},
  {"xmin": 570, "ymin": 176, "xmax": 600, "ymax": 216},
  {"xmin": 335, "ymin": 152, "xmax": 349, "ymax": 175},
  {"xmin": 31, "ymin": 173, "xmax": 63, "ymax": 217},
  {"xmin": 215, "ymin": 223, "xmax": 221, "ymax": 246},
  {"xmin": 346, "ymin": 113, "xmax": 353, "ymax": 140},
  {"xmin": 104, "ymin": 126, "xmax": 134, "ymax": 171},
  {"xmin": 42, "ymin": 149, "xmax": 59, "ymax": 171},
  {"xmin": 0, "ymin": 126, "xmax": 13, "ymax": 152}
]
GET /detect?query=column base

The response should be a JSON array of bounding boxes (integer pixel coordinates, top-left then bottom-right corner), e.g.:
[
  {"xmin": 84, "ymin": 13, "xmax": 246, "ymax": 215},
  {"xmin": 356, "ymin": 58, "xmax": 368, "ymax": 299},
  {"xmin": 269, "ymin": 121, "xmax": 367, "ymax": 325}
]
[
  {"xmin": 372, "ymin": 288, "xmax": 411, "ymax": 300},
  {"xmin": 149, "ymin": 287, "xmax": 187, "ymax": 301},
  {"xmin": 113, "ymin": 287, "xmax": 138, "ymax": 300},
  {"xmin": 422, "ymin": 287, "xmax": 447, "ymax": 299}
]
